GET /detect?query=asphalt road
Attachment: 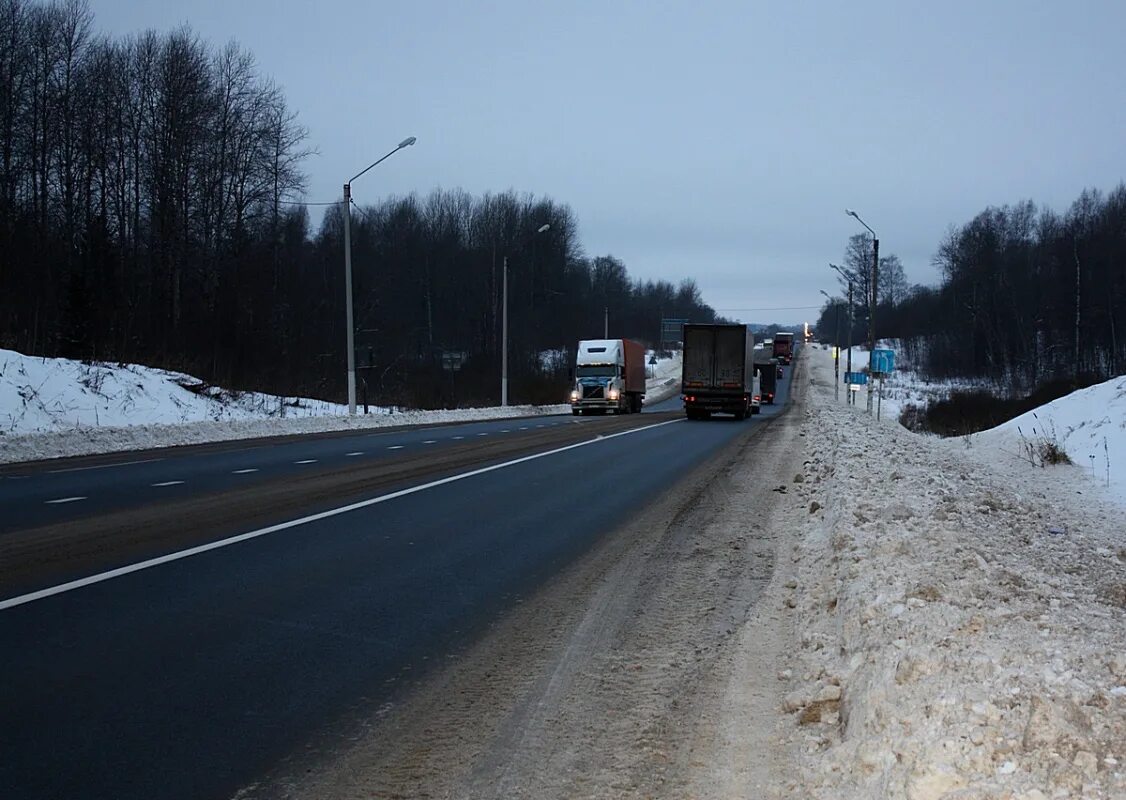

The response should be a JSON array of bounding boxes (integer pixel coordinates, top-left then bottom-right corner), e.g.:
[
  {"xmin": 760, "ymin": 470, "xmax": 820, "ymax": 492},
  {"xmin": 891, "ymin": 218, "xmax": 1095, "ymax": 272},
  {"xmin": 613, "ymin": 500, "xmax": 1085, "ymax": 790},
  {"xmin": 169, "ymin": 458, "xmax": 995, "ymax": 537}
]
[{"xmin": 0, "ymin": 364, "xmax": 793, "ymax": 800}]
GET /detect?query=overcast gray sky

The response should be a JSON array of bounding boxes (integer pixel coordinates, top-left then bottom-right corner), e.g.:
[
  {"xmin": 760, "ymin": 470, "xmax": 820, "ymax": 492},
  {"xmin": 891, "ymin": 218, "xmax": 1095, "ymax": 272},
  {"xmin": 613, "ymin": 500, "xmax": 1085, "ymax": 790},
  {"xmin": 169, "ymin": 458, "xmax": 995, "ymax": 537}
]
[{"xmin": 94, "ymin": 0, "xmax": 1126, "ymax": 323}]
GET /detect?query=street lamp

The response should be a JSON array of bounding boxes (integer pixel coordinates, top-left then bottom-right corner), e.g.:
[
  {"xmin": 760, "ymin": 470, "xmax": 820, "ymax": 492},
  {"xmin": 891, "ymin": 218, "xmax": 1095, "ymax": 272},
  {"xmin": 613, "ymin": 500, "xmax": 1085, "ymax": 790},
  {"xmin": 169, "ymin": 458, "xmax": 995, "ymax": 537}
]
[
  {"xmin": 501, "ymin": 223, "xmax": 551, "ymax": 407},
  {"xmin": 830, "ymin": 263, "xmax": 855, "ymax": 404},
  {"xmin": 342, "ymin": 136, "xmax": 417, "ymax": 415},
  {"xmin": 820, "ymin": 289, "xmax": 841, "ymax": 401},
  {"xmin": 846, "ymin": 209, "xmax": 879, "ymax": 411}
]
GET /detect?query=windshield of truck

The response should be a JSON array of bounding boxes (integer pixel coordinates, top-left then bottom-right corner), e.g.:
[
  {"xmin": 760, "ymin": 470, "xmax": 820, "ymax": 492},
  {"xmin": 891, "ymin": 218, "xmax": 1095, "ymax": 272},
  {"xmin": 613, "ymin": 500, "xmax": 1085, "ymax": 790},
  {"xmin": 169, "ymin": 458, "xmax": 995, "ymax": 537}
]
[{"xmin": 576, "ymin": 365, "xmax": 617, "ymax": 378}]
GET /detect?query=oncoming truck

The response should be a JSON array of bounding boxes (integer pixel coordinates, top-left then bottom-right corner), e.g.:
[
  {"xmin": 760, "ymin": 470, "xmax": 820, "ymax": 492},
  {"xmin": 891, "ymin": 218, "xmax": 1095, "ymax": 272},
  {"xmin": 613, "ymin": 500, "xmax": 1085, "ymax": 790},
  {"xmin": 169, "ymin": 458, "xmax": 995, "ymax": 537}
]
[
  {"xmin": 570, "ymin": 338, "xmax": 646, "ymax": 415},
  {"xmin": 681, "ymin": 323, "xmax": 754, "ymax": 420}
]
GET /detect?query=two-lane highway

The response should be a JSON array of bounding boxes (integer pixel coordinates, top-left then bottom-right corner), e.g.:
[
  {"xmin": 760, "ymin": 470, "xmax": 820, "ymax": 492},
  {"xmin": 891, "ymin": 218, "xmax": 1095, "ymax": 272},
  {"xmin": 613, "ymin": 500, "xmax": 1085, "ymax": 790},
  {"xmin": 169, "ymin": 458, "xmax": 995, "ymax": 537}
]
[{"xmin": 0, "ymin": 363, "xmax": 795, "ymax": 800}]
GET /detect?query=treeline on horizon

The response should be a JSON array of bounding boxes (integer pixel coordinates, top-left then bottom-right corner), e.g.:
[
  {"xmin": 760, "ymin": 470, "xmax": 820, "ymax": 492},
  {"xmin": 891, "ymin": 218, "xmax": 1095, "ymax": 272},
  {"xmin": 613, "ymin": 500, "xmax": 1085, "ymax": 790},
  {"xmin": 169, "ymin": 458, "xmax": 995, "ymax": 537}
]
[
  {"xmin": 817, "ymin": 184, "xmax": 1126, "ymax": 392},
  {"xmin": 0, "ymin": 0, "xmax": 718, "ymax": 407}
]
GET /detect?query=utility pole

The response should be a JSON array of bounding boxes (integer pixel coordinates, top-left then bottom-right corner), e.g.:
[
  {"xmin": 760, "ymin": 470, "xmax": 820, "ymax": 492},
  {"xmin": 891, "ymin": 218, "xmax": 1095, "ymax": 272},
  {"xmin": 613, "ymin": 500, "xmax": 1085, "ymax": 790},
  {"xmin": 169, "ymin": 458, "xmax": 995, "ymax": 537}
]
[
  {"xmin": 830, "ymin": 264, "xmax": 854, "ymax": 404},
  {"xmin": 847, "ymin": 280, "xmax": 854, "ymax": 404},
  {"xmin": 501, "ymin": 254, "xmax": 509, "ymax": 407},
  {"xmin": 1074, "ymin": 238, "xmax": 1081, "ymax": 387},
  {"xmin": 868, "ymin": 236, "xmax": 879, "ymax": 411},
  {"xmin": 846, "ymin": 209, "xmax": 879, "ymax": 412},
  {"xmin": 342, "ymin": 136, "xmax": 416, "ymax": 415}
]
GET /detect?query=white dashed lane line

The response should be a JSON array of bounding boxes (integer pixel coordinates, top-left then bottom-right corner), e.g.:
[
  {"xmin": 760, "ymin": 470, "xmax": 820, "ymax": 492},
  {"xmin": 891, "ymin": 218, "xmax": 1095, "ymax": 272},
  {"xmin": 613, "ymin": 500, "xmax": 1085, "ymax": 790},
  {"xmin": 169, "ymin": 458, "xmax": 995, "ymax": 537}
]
[
  {"xmin": 387, "ymin": 446, "xmax": 404, "ymax": 450},
  {"xmin": 477, "ymin": 433, "xmax": 488, "ymax": 437},
  {"xmin": 294, "ymin": 460, "xmax": 317, "ymax": 465},
  {"xmin": 232, "ymin": 468, "xmax": 259, "ymax": 474},
  {"xmin": 44, "ymin": 496, "xmax": 86, "ymax": 505},
  {"xmin": 151, "ymin": 481, "xmax": 185, "ymax": 487},
  {"xmin": 345, "ymin": 452, "xmax": 363, "ymax": 457},
  {"xmin": 422, "ymin": 440, "xmax": 437, "ymax": 444},
  {"xmin": 452, "ymin": 436, "xmax": 465, "ymax": 440}
]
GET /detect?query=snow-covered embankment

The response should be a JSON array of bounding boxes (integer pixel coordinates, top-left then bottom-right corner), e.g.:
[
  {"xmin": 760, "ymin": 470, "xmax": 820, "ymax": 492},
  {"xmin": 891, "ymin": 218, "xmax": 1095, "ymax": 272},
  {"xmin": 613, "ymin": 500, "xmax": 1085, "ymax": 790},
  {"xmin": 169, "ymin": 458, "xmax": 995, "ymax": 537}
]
[{"xmin": 774, "ymin": 349, "xmax": 1125, "ymax": 798}]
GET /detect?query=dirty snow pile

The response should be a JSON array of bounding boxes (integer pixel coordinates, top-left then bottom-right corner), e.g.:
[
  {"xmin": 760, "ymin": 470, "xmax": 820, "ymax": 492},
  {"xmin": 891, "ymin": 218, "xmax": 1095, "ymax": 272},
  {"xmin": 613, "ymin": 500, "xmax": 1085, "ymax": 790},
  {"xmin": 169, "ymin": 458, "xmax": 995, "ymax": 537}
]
[
  {"xmin": 0, "ymin": 348, "xmax": 681, "ymax": 464},
  {"xmin": 777, "ymin": 349, "xmax": 1126, "ymax": 798}
]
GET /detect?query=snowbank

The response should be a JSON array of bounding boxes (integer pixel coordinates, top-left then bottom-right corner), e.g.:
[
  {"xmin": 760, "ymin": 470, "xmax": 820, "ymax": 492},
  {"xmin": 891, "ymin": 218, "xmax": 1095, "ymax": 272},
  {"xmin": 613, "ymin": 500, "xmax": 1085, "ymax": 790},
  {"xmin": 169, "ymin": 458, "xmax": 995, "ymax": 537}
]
[
  {"xmin": 973, "ymin": 376, "xmax": 1126, "ymax": 506},
  {"xmin": 775, "ymin": 348, "xmax": 1126, "ymax": 798},
  {"xmin": 0, "ymin": 348, "xmax": 683, "ymax": 464},
  {"xmin": 0, "ymin": 348, "xmax": 360, "ymax": 434}
]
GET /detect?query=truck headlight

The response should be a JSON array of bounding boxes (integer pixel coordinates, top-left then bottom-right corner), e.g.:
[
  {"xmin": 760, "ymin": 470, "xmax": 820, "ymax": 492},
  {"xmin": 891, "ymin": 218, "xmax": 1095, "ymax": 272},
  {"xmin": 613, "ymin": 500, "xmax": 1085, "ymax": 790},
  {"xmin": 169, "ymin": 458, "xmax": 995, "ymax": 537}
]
[
  {"xmin": 570, "ymin": 390, "xmax": 579, "ymax": 402},
  {"xmin": 608, "ymin": 389, "xmax": 620, "ymax": 400}
]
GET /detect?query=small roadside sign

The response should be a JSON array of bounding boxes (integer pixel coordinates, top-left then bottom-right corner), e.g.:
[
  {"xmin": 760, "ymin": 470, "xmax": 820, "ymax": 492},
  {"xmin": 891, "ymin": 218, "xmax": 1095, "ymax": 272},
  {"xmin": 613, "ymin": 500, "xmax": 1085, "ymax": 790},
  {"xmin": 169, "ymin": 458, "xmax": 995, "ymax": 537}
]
[{"xmin": 870, "ymin": 349, "xmax": 895, "ymax": 374}]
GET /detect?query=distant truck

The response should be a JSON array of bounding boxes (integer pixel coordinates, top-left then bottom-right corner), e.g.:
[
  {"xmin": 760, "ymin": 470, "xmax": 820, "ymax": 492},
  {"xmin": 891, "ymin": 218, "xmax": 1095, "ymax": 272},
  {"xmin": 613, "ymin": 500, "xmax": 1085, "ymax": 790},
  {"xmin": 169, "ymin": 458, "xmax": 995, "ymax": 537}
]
[
  {"xmin": 681, "ymin": 323, "xmax": 754, "ymax": 420},
  {"xmin": 754, "ymin": 355, "xmax": 778, "ymax": 405},
  {"xmin": 570, "ymin": 339, "xmax": 646, "ymax": 415},
  {"xmin": 773, "ymin": 332, "xmax": 795, "ymax": 364}
]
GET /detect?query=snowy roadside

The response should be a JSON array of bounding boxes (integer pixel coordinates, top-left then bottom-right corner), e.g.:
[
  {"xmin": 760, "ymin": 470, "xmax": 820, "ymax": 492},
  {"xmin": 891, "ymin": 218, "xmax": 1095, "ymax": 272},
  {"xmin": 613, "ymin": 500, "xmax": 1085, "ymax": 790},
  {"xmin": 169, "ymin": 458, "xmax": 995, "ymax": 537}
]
[
  {"xmin": 769, "ymin": 348, "xmax": 1126, "ymax": 798},
  {"xmin": 0, "ymin": 349, "xmax": 682, "ymax": 464}
]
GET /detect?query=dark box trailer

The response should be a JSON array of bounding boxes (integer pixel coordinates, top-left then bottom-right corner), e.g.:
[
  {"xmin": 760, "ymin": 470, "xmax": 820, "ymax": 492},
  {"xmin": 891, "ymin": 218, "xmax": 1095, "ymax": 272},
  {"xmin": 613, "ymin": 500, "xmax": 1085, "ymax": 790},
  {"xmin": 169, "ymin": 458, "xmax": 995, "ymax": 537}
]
[
  {"xmin": 754, "ymin": 356, "xmax": 778, "ymax": 404},
  {"xmin": 681, "ymin": 323, "xmax": 754, "ymax": 420}
]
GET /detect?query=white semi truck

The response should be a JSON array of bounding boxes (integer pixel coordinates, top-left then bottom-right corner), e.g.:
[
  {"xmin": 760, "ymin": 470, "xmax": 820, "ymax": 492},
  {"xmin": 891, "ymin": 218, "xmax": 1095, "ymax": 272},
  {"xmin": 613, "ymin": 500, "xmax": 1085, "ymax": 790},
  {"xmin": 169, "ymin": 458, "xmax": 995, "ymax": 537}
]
[{"xmin": 570, "ymin": 338, "xmax": 647, "ymax": 415}]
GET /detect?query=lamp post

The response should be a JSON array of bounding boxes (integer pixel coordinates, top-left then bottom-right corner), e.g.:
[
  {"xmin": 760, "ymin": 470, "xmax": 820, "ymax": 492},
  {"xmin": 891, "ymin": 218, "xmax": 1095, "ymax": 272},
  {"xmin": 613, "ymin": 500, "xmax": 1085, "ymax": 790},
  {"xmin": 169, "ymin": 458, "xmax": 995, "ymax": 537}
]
[
  {"xmin": 502, "ymin": 223, "xmax": 551, "ymax": 407},
  {"xmin": 830, "ymin": 263, "xmax": 855, "ymax": 404},
  {"xmin": 820, "ymin": 289, "xmax": 840, "ymax": 401},
  {"xmin": 342, "ymin": 136, "xmax": 417, "ymax": 416},
  {"xmin": 846, "ymin": 209, "xmax": 878, "ymax": 412}
]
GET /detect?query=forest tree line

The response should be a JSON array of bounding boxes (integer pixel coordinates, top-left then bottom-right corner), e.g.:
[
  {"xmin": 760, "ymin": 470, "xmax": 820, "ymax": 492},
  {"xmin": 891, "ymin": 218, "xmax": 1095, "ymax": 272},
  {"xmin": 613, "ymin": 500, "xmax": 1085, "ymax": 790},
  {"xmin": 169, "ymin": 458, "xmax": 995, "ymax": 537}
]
[
  {"xmin": 0, "ymin": 0, "xmax": 718, "ymax": 407},
  {"xmin": 816, "ymin": 185, "xmax": 1126, "ymax": 392}
]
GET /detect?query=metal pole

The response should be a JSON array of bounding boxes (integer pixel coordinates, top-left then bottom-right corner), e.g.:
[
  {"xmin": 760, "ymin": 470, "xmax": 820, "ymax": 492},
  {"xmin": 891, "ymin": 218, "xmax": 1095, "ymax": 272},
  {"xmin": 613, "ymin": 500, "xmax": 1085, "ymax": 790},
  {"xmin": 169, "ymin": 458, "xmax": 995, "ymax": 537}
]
[
  {"xmin": 343, "ymin": 184, "xmax": 356, "ymax": 415},
  {"xmin": 867, "ymin": 237, "xmax": 879, "ymax": 412},
  {"xmin": 501, "ymin": 254, "xmax": 509, "ymax": 407},
  {"xmin": 846, "ymin": 280, "xmax": 854, "ymax": 405},
  {"xmin": 877, "ymin": 374, "xmax": 883, "ymax": 420},
  {"xmin": 604, "ymin": 306, "xmax": 608, "ymax": 338},
  {"xmin": 834, "ymin": 301, "xmax": 840, "ymax": 401}
]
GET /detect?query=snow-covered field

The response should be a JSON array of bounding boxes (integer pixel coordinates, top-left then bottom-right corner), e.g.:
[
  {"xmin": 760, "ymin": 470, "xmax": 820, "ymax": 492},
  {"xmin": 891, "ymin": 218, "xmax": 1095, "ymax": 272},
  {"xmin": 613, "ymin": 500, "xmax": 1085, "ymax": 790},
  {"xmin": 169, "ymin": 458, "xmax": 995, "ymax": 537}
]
[
  {"xmin": 0, "ymin": 348, "xmax": 681, "ymax": 464},
  {"xmin": 775, "ymin": 347, "xmax": 1126, "ymax": 798}
]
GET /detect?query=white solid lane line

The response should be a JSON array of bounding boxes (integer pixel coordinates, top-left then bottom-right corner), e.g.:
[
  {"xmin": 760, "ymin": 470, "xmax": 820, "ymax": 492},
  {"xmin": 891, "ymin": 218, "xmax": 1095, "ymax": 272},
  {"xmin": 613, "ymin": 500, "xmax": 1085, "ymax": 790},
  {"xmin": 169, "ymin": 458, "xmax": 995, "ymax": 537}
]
[
  {"xmin": 2, "ymin": 418, "xmax": 683, "ymax": 611},
  {"xmin": 294, "ymin": 459, "xmax": 317, "ymax": 464},
  {"xmin": 151, "ymin": 481, "xmax": 185, "ymax": 487},
  {"xmin": 232, "ymin": 468, "xmax": 259, "ymax": 474},
  {"xmin": 44, "ymin": 496, "xmax": 86, "ymax": 505}
]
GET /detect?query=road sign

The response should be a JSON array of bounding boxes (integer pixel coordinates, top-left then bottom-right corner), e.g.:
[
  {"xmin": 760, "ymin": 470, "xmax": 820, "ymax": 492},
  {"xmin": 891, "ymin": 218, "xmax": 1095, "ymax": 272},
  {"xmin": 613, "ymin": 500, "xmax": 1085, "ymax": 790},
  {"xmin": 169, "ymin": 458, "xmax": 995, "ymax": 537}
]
[
  {"xmin": 870, "ymin": 348, "xmax": 895, "ymax": 374},
  {"xmin": 844, "ymin": 371, "xmax": 868, "ymax": 385},
  {"xmin": 660, "ymin": 318, "xmax": 688, "ymax": 346}
]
